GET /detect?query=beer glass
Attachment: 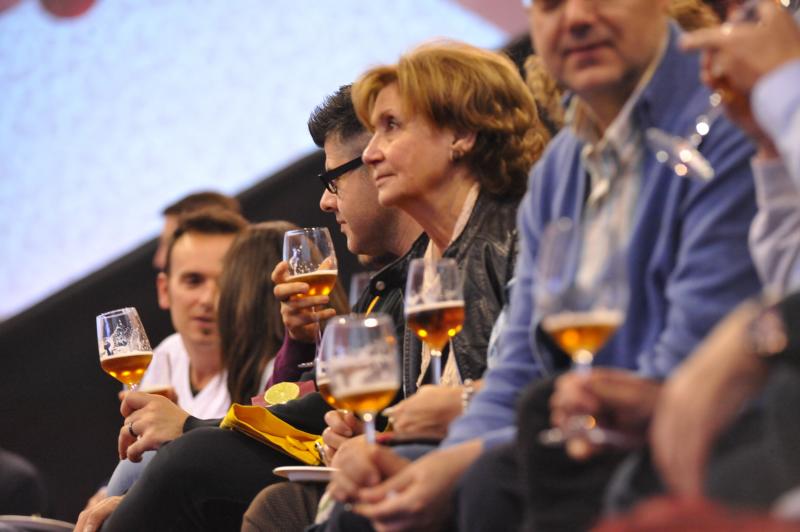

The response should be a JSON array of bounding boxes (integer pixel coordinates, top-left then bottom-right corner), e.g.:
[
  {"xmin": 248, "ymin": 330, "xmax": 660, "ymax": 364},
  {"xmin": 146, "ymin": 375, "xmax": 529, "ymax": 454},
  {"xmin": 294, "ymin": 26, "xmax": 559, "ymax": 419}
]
[
  {"xmin": 283, "ymin": 227, "xmax": 338, "ymax": 348},
  {"xmin": 404, "ymin": 258, "xmax": 465, "ymax": 385},
  {"xmin": 96, "ymin": 307, "xmax": 153, "ymax": 391},
  {"xmin": 326, "ymin": 314, "xmax": 400, "ymax": 444},
  {"xmin": 316, "ymin": 326, "xmax": 344, "ymax": 410},
  {"xmin": 535, "ymin": 219, "xmax": 630, "ymax": 447}
]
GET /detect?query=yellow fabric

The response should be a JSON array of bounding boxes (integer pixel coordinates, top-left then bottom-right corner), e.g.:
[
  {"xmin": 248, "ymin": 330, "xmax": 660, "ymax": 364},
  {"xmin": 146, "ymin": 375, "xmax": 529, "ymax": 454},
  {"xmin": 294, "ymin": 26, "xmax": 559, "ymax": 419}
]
[
  {"xmin": 220, "ymin": 404, "xmax": 323, "ymax": 465},
  {"xmin": 365, "ymin": 295, "xmax": 380, "ymax": 315}
]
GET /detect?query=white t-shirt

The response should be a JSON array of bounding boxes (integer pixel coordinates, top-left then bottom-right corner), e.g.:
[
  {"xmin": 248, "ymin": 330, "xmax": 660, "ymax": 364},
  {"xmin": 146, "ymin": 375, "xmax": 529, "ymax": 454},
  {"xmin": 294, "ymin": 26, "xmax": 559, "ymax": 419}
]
[{"xmin": 139, "ymin": 333, "xmax": 231, "ymax": 419}]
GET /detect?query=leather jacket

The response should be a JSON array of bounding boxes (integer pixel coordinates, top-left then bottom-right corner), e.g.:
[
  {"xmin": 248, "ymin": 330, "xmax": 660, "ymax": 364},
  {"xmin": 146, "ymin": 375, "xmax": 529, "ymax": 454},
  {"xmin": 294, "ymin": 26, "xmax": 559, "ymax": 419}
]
[
  {"xmin": 353, "ymin": 234, "xmax": 429, "ymax": 397},
  {"xmin": 402, "ymin": 192, "xmax": 520, "ymax": 397}
]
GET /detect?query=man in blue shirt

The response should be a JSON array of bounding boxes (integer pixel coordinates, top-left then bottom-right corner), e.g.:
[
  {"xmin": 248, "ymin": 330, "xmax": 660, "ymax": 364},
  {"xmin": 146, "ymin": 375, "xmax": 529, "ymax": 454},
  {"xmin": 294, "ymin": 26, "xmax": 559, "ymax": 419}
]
[{"xmin": 326, "ymin": 1, "xmax": 761, "ymax": 530}]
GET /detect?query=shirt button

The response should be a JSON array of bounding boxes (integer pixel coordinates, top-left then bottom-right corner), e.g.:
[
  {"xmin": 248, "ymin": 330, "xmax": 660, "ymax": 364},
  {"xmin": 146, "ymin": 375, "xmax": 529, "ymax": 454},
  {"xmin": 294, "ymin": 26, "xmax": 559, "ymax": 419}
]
[{"xmin": 375, "ymin": 281, "xmax": 386, "ymax": 291}]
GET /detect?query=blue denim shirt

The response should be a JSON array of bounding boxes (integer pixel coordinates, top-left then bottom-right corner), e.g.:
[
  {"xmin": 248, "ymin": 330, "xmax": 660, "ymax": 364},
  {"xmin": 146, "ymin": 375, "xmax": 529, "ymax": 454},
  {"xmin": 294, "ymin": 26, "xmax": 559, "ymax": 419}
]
[{"xmin": 444, "ymin": 24, "xmax": 761, "ymax": 450}]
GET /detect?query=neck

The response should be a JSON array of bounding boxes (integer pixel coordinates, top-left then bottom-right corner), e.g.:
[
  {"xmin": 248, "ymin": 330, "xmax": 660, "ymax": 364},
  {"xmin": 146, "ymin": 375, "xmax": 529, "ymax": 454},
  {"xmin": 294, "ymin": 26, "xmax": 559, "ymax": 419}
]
[
  {"xmin": 185, "ymin": 342, "xmax": 222, "ymax": 392},
  {"xmin": 582, "ymin": 92, "xmax": 631, "ymax": 133},
  {"xmin": 584, "ymin": 26, "xmax": 669, "ymax": 133},
  {"xmin": 385, "ymin": 214, "xmax": 423, "ymax": 257},
  {"xmin": 400, "ymin": 169, "xmax": 476, "ymax": 253}
]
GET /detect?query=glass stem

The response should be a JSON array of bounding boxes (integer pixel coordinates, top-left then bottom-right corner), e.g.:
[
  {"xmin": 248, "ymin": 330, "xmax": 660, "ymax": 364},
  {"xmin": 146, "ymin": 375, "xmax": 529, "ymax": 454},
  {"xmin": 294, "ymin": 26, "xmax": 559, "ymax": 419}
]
[
  {"xmin": 312, "ymin": 306, "xmax": 322, "ymax": 353},
  {"xmin": 363, "ymin": 412, "xmax": 376, "ymax": 444},
  {"xmin": 430, "ymin": 349, "xmax": 442, "ymax": 385},
  {"xmin": 573, "ymin": 349, "xmax": 593, "ymax": 376}
]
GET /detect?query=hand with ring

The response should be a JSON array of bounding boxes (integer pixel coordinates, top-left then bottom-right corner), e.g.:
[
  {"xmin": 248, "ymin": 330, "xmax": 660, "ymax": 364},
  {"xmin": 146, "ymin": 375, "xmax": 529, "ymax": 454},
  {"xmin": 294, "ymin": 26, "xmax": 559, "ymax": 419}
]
[{"xmin": 118, "ymin": 392, "xmax": 189, "ymax": 462}]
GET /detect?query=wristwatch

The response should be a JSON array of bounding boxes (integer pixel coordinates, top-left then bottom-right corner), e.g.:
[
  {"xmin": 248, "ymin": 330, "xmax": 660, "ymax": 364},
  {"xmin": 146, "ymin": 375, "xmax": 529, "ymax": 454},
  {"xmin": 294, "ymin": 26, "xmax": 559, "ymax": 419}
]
[{"xmin": 749, "ymin": 301, "xmax": 788, "ymax": 360}]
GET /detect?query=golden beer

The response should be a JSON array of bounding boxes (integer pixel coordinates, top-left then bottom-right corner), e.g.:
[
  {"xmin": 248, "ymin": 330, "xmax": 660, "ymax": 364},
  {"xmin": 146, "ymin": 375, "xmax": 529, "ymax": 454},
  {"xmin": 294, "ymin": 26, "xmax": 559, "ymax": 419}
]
[
  {"xmin": 333, "ymin": 382, "xmax": 398, "ymax": 415},
  {"xmin": 317, "ymin": 379, "xmax": 346, "ymax": 410},
  {"xmin": 287, "ymin": 269, "xmax": 338, "ymax": 298},
  {"xmin": 541, "ymin": 310, "xmax": 624, "ymax": 363},
  {"xmin": 100, "ymin": 351, "xmax": 153, "ymax": 387},
  {"xmin": 405, "ymin": 301, "xmax": 465, "ymax": 351}
]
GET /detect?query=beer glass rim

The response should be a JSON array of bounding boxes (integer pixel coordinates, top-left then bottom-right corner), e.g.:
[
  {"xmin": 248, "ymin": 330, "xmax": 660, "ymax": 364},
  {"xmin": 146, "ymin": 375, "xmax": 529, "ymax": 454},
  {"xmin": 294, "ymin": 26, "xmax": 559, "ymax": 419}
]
[
  {"xmin": 97, "ymin": 307, "xmax": 139, "ymax": 320},
  {"xmin": 284, "ymin": 227, "xmax": 331, "ymax": 237},
  {"xmin": 328, "ymin": 312, "xmax": 394, "ymax": 329}
]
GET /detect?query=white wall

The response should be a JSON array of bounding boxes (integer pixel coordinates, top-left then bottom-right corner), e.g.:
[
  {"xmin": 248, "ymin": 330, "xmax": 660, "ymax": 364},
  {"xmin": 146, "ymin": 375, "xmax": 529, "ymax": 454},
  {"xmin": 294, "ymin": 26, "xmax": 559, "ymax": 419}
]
[{"xmin": 0, "ymin": 0, "xmax": 507, "ymax": 320}]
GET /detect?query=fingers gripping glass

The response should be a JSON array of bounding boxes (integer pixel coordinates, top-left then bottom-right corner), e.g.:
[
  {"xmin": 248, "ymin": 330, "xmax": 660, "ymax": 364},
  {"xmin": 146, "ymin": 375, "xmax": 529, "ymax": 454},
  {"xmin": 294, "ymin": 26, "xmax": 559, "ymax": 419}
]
[{"xmin": 318, "ymin": 156, "xmax": 363, "ymax": 195}]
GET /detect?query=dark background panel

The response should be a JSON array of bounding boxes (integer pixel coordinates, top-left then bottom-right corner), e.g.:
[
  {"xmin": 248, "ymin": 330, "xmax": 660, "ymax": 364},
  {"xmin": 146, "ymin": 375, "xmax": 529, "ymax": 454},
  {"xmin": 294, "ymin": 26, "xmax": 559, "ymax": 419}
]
[{"xmin": 0, "ymin": 150, "xmax": 363, "ymax": 521}]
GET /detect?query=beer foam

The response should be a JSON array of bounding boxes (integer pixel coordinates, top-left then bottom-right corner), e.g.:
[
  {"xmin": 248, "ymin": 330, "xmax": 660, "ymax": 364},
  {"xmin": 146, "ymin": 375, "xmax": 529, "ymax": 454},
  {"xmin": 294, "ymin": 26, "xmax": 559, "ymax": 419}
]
[
  {"xmin": 99, "ymin": 350, "xmax": 153, "ymax": 360},
  {"xmin": 541, "ymin": 309, "xmax": 624, "ymax": 331},
  {"xmin": 334, "ymin": 379, "xmax": 400, "ymax": 397},
  {"xmin": 405, "ymin": 300, "xmax": 465, "ymax": 315},
  {"xmin": 287, "ymin": 269, "xmax": 338, "ymax": 281}
]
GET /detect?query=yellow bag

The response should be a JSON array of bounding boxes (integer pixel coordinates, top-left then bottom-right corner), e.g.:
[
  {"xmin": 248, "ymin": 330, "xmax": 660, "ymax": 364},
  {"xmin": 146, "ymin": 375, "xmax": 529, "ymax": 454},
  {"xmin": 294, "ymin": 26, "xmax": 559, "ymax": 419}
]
[{"xmin": 220, "ymin": 404, "xmax": 323, "ymax": 465}]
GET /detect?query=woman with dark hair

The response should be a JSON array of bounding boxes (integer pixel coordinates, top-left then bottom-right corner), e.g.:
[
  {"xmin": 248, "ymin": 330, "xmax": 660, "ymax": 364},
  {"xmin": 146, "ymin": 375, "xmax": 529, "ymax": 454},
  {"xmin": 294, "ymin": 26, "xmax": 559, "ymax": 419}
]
[
  {"xmin": 77, "ymin": 220, "xmax": 315, "ymax": 529},
  {"xmin": 218, "ymin": 220, "xmax": 296, "ymax": 405}
]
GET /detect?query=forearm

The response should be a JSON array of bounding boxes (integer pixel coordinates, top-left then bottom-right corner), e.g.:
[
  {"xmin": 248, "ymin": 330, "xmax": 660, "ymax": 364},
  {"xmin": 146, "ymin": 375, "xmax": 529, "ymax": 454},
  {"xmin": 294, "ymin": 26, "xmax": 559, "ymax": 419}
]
[
  {"xmin": 264, "ymin": 334, "xmax": 316, "ymax": 388},
  {"xmin": 183, "ymin": 416, "xmax": 222, "ymax": 433}
]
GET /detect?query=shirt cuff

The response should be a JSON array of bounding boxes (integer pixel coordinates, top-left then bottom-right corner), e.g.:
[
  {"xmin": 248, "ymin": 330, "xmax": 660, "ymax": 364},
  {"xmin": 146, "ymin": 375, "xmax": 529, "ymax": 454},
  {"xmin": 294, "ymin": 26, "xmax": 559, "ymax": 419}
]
[
  {"xmin": 751, "ymin": 158, "xmax": 799, "ymax": 207},
  {"xmin": 753, "ymin": 60, "xmax": 800, "ymax": 143}
]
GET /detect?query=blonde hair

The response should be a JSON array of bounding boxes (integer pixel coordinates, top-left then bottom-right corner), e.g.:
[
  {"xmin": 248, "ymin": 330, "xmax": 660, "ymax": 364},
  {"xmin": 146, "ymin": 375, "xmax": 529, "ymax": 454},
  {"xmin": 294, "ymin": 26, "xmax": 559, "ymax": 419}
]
[
  {"xmin": 352, "ymin": 40, "xmax": 548, "ymax": 198},
  {"xmin": 523, "ymin": 54, "xmax": 564, "ymax": 137},
  {"xmin": 669, "ymin": 0, "xmax": 720, "ymax": 30}
]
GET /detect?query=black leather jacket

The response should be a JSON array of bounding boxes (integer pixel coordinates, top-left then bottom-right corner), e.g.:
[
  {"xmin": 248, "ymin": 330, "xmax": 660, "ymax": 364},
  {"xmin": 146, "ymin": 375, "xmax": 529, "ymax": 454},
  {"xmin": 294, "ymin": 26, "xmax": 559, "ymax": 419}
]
[
  {"xmin": 354, "ymin": 192, "xmax": 519, "ymax": 398},
  {"xmin": 402, "ymin": 192, "xmax": 520, "ymax": 397},
  {"xmin": 353, "ymin": 234, "xmax": 427, "ymax": 349}
]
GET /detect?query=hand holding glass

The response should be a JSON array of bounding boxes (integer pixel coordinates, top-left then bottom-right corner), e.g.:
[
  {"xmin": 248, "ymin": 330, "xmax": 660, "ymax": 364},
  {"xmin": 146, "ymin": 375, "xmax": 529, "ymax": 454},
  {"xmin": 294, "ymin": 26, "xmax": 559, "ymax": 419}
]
[
  {"xmin": 283, "ymin": 227, "xmax": 338, "ymax": 349},
  {"xmin": 647, "ymin": 0, "xmax": 791, "ymax": 181},
  {"xmin": 326, "ymin": 314, "xmax": 400, "ymax": 444},
  {"xmin": 535, "ymin": 219, "xmax": 629, "ymax": 447},
  {"xmin": 97, "ymin": 307, "xmax": 153, "ymax": 391}
]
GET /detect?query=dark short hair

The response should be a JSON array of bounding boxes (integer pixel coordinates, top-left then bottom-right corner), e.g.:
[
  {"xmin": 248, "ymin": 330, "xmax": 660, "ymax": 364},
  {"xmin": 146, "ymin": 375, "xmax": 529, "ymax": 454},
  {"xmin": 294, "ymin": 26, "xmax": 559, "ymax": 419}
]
[
  {"xmin": 307, "ymin": 84, "xmax": 367, "ymax": 148},
  {"xmin": 163, "ymin": 207, "xmax": 247, "ymax": 274},
  {"xmin": 162, "ymin": 191, "xmax": 241, "ymax": 217}
]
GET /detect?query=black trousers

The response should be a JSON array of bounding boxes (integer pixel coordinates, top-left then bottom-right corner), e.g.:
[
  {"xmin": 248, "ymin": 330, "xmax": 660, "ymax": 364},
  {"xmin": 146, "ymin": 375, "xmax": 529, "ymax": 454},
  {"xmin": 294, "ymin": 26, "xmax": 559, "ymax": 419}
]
[
  {"xmin": 102, "ymin": 427, "xmax": 297, "ymax": 532},
  {"xmin": 517, "ymin": 377, "xmax": 628, "ymax": 532},
  {"xmin": 456, "ymin": 443, "xmax": 525, "ymax": 531}
]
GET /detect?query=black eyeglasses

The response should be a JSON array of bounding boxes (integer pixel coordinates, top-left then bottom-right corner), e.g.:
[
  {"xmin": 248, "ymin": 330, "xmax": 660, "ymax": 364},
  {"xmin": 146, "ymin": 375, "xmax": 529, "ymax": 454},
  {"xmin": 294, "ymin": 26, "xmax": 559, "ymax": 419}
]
[{"xmin": 318, "ymin": 156, "xmax": 363, "ymax": 195}]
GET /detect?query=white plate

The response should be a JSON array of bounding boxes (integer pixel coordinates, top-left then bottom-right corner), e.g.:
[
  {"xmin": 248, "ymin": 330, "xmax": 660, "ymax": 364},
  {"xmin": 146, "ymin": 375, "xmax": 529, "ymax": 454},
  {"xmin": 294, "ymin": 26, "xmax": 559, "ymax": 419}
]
[
  {"xmin": 0, "ymin": 515, "xmax": 75, "ymax": 531},
  {"xmin": 273, "ymin": 465, "xmax": 337, "ymax": 482}
]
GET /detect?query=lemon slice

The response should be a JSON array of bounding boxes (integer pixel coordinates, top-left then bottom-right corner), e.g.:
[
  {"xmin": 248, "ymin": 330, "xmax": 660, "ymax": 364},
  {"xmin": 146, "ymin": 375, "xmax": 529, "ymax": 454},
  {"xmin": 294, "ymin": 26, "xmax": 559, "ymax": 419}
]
[{"xmin": 263, "ymin": 382, "xmax": 300, "ymax": 406}]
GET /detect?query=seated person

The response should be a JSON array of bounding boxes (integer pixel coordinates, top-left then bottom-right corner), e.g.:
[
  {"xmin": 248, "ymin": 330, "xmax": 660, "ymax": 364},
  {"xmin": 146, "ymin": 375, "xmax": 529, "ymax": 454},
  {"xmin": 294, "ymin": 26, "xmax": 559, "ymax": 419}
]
[
  {"xmin": 83, "ymin": 208, "xmax": 245, "ymax": 510},
  {"xmin": 0, "ymin": 447, "xmax": 47, "ymax": 516},
  {"xmin": 321, "ymin": 2, "xmax": 761, "ymax": 531},
  {"xmin": 76, "ymin": 219, "xmax": 296, "ymax": 530}
]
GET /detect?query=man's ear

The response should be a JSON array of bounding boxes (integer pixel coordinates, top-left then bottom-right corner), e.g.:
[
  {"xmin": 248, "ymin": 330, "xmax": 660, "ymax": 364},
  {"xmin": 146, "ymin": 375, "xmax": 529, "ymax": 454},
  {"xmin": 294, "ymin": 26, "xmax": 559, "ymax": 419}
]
[{"xmin": 156, "ymin": 272, "xmax": 170, "ymax": 310}]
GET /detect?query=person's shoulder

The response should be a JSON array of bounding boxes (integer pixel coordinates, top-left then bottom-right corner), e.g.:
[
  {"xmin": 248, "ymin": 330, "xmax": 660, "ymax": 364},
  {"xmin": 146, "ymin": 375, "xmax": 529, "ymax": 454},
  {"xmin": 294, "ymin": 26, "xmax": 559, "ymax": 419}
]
[
  {"xmin": 154, "ymin": 332, "xmax": 188, "ymax": 359},
  {"xmin": 154, "ymin": 332, "xmax": 181, "ymax": 350}
]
